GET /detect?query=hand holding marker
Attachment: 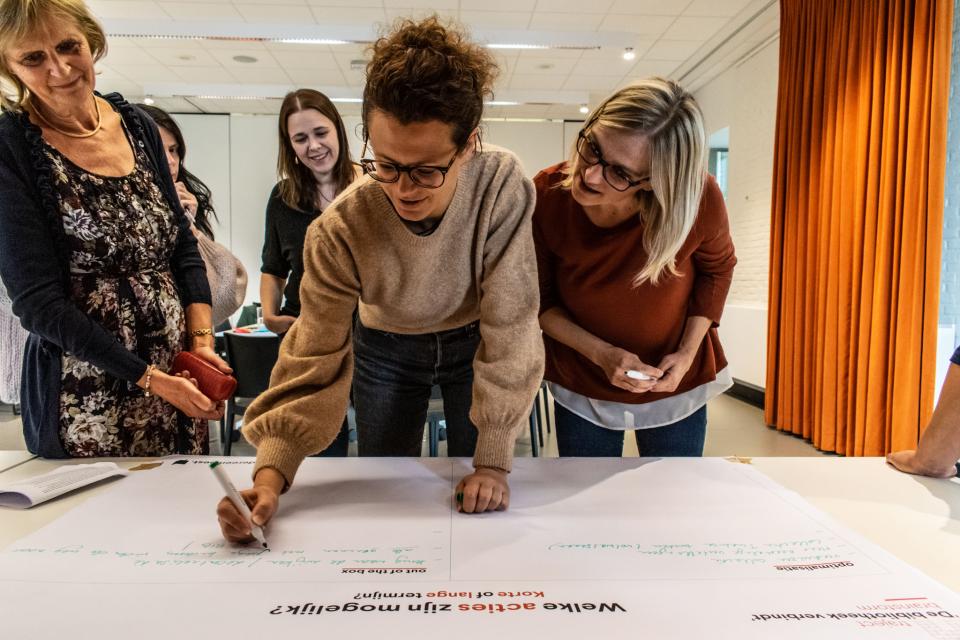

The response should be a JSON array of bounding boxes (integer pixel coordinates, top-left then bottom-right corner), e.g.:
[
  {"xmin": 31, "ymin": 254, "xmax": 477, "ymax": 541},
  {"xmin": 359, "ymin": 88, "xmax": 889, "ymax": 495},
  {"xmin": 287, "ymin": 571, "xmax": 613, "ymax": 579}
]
[{"xmin": 210, "ymin": 461, "xmax": 269, "ymax": 549}]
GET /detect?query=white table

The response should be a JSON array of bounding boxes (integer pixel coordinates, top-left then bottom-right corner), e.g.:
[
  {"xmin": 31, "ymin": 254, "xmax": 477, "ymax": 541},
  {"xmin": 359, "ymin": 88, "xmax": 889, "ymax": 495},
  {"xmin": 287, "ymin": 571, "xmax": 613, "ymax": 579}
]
[
  {"xmin": 0, "ymin": 450, "xmax": 34, "ymax": 474},
  {"xmin": 0, "ymin": 456, "xmax": 957, "ymax": 592},
  {"xmin": 2, "ymin": 456, "xmax": 959, "ymax": 640}
]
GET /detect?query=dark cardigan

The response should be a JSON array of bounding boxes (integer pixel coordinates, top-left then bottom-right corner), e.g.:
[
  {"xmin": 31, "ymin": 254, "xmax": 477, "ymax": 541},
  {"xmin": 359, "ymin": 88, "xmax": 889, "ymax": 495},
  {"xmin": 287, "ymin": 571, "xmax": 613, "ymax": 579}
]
[{"xmin": 0, "ymin": 93, "xmax": 211, "ymax": 457}]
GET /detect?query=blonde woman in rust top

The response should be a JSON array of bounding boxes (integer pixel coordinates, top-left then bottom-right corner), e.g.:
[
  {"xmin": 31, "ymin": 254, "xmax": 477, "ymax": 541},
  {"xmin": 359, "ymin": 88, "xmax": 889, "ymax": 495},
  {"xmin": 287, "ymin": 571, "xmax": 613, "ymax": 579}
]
[{"xmin": 533, "ymin": 79, "xmax": 736, "ymax": 457}]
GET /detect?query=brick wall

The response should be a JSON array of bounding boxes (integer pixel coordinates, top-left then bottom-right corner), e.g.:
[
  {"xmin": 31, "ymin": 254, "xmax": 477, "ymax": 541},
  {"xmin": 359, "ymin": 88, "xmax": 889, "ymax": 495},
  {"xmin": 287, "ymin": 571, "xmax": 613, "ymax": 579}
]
[
  {"xmin": 693, "ymin": 38, "xmax": 780, "ymax": 386},
  {"xmin": 939, "ymin": 0, "xmax": 960, "ymax": 337}
]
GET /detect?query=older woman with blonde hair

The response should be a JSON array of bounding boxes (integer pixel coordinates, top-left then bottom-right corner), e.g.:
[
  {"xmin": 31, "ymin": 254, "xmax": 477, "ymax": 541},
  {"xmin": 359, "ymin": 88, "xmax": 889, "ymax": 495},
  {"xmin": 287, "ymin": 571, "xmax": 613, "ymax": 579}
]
[
  {"xmin": 0, "ymin": 0, "xmax": 230, "ymax": 457},
  {"xmin": 533, "ymin": 78, "xmax": 737, "ymax": 457}
]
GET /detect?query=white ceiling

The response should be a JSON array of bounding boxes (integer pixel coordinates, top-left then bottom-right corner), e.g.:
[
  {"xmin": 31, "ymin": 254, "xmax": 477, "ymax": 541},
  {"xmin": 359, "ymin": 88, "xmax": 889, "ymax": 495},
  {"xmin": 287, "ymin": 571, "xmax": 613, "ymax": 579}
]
[{"xmin": 89, "ymin": 0, "xmax": 780, "ymax": 117}]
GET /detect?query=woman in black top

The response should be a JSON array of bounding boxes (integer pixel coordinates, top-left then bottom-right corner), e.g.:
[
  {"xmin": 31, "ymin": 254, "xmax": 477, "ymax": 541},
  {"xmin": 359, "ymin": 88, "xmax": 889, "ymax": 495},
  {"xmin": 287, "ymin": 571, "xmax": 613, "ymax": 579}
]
[
  {"xmin": 259, "ymin": 89, "xmax": 358, "ymax": 456},
  {"xmin": 0, "ymin": 0, "xmax": 229, "ymax": 458},
  {"xmin": 260, "ymin": 89, "xmax": 358, "ymax": 332}
]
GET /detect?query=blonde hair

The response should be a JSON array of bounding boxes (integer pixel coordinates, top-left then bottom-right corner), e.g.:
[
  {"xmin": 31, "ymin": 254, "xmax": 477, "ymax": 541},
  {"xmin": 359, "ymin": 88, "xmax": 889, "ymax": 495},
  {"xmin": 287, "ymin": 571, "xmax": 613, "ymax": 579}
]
[
  {"xmin": 0, "ymin": 0, "xmax": 106, "ymax": 111},
  {"xmin": 566, "ymin": 78, "xmax": 706, "ymax": 286}
]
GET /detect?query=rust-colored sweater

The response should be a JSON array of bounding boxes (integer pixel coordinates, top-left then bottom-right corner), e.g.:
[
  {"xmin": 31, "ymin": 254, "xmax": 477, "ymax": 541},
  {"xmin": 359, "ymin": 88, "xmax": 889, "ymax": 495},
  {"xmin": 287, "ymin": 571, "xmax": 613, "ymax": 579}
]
[
  {"xmin": 243, "ymin": 147, "xmax": 544, "ymax": 487},
  {"xmin": 532, "ymin": 163, "xmax": 736, "ymax": 404}
]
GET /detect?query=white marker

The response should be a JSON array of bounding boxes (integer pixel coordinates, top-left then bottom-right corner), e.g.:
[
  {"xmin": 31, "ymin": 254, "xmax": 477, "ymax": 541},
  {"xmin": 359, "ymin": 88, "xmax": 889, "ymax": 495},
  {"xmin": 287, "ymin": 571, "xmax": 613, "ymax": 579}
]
[
  {"xmin": 210, "ymin": 461, "xmax": 268, "ymax": 549},
  {"xmin": 626, "ymin": 370, "xmax": 653, "ymax": 381}
]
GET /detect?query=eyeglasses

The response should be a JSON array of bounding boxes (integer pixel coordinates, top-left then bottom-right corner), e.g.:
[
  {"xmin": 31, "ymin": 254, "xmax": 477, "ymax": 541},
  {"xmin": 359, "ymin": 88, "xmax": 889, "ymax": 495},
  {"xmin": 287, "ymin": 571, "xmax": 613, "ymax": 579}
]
[
  {"xmin": 359, "ymin": 145, "xmax": 460, "ymax": 189},
  {"xmin": 575, "ymin": 130, "xmax": 647, "ymax": 192}
]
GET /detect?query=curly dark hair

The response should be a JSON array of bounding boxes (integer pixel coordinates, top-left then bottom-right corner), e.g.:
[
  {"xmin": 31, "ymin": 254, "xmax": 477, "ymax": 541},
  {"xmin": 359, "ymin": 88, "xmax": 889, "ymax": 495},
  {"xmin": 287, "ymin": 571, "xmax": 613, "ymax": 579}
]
[{"xmin": 362, "ymin": 16, "xmax": 498, "ymax": 148}]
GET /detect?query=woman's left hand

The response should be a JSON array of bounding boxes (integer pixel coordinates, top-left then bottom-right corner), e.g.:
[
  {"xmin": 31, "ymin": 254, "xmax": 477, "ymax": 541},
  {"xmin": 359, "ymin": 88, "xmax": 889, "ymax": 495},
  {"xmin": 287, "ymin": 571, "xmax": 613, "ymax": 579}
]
[
  {"xmin": 191, "ymin": 345, "xmax": 233, "ymax": 374},
  {"xmin": 456, "ymin": 467, "xmax": 510, "ymax": 514},
  {"xmin": 175, "ymin": 182, "xmax": 199, "ymax": 218},
  {"xmin": 650, "ymin": 350, "xmax": 695, "ymax": 393}
]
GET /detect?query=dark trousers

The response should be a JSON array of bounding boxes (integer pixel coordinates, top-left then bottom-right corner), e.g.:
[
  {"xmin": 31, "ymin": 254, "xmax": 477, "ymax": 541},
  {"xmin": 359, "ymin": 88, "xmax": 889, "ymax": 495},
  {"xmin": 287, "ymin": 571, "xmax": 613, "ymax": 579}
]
[
  {"xmin": 313, "ymin": 418, "xmax": 350, "ymax": 457},
  {"xmin": 352, "ymin": 318, "xmax": 480, "ymax": 456},
  {"xmin": 554, "ymin": 402, "xmax": 707, "ymax": 457}
]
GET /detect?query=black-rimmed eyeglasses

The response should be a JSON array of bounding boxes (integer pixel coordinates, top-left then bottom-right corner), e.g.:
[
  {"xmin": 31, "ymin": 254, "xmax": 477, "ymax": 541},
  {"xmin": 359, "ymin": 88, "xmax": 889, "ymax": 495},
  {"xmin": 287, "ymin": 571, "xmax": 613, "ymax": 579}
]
[
  {"xmin": 575, "ymin": 130, "xmax": 647, "ymax": 192},
  {"xmin": 360, "ymin": 144, "xmax": 460, "ymax": 189}
]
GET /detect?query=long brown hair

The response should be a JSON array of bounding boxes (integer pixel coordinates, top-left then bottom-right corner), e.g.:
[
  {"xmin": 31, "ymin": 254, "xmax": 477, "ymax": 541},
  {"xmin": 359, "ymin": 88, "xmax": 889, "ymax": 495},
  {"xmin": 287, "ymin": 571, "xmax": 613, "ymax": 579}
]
[{"xmin": 277, "ymin": 88, "xmax": 355, "ymax": 212}]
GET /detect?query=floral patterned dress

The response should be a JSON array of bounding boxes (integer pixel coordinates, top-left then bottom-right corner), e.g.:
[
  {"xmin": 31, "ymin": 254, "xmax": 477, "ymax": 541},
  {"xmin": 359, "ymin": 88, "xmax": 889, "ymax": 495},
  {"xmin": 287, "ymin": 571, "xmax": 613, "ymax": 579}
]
[{"xmin": 44, "ymin": 128, "xmax": 206, "ymax": 456}]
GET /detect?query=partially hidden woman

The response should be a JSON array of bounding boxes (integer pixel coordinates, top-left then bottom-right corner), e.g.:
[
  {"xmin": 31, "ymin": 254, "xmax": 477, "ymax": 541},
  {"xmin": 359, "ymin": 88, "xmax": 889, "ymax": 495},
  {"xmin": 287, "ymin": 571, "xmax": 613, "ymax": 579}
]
[
  {"xmin": 533, "ymin": 78, "xmax": 736, "ymax": 458},
  {"xmin": 216, "ymin": 17, "xmax": 543, "ymax": 543},
  {"xmin": 140, "ymin": 103, "xmax": 247, "ymax": 326},
  {"xmin": 0, "ymin": 0, "xmax": 230, "ymax": 457},
  {"xmin": 259, "ymin": 88, "xmax": 359, "ymax": 456}
]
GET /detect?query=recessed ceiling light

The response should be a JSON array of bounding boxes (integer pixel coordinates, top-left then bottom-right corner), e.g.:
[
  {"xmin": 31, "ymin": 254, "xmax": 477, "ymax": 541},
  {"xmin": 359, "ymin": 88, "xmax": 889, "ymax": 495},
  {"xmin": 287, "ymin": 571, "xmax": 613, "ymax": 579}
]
[
  {"xmin": 143, "ymin": 96, "xmax": 155, "ymax": 105},
  {"xmin": 177, "ymin": 54, "xmax": 195, "ymax": 61},
  {"xmin": 623, "ymin": 47, "xmax": 636, "ymax": 61},
  {"xmin": 232, "ymin": 55, "xmax": 258, "ymax": 63},
  {"xmin": 536, "ymin": 63, "xmax": 554, "ymax": 70},
  {"xmin": 579, "ymin": 105, "xmax": 589, "ymax": 114}
]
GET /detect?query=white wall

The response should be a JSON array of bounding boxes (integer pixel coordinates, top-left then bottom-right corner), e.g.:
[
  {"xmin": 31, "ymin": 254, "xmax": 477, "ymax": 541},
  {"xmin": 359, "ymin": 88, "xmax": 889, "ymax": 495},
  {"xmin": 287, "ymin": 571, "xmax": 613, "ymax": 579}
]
[
  {"xmin": 176, "ymin": 114, "xmax": 231, "ymax": 244},
  {"xmin": 694, "ymin": 39, "xmax": 780, "ymax": 388}
]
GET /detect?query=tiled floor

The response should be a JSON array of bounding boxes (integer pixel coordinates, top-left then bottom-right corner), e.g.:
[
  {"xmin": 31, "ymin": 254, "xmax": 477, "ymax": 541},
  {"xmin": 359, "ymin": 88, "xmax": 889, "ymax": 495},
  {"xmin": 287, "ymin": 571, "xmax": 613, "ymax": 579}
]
[{"xmin": 0, "ymin": 393, "xmax": 826, "ymax": 458}]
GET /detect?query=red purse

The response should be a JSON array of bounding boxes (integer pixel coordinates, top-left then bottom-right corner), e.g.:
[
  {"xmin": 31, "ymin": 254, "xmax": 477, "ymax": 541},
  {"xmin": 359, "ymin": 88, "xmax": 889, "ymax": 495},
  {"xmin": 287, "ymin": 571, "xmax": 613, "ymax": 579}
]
[{"xmin": 170, "ymin": 351, "xmax": 237, "ymax": 402}]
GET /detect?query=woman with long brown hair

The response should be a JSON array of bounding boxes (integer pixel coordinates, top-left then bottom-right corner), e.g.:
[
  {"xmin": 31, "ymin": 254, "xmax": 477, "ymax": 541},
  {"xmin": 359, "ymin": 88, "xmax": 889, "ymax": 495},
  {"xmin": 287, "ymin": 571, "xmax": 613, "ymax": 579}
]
[
  {"xmin": 258, "ymin": 89, "xmax": 358, "ymax": 457},
  {"xmin": 260, "ymin": 88, "xmax": 358, "ymax": 337}
]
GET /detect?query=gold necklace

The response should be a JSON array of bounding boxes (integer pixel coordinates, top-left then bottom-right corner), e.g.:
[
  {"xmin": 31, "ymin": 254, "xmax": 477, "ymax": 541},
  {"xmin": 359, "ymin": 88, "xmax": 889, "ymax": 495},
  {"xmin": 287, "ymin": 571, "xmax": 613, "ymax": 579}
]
[{"xmin": 32, "ymin": 95, "xmax": 102, "ymax": 139}]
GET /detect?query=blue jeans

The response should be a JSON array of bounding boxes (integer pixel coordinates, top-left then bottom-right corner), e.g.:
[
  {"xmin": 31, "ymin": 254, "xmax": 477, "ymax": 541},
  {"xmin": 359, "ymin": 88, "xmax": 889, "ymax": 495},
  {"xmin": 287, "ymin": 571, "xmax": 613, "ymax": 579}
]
[
  {"xmin": 352, "ymin": 318, "xmax": 479, "ymax": 456},
  {"xmin": 554, "ymin": 402, "xmax": 707, "ymax": 457}
]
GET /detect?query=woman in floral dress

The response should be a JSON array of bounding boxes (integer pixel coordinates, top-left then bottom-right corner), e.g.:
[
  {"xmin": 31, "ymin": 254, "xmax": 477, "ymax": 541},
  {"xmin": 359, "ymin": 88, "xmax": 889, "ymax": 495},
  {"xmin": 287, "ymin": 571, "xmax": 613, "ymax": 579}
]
[{"xmin": 0, "ymin": 0, "xmax": 229, "ymax": 457}]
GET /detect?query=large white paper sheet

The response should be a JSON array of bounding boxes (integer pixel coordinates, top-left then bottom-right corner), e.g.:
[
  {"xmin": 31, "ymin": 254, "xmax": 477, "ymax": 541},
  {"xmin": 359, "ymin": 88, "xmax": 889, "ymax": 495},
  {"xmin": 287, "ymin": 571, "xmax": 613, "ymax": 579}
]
[{"xmin": 0, "ymin": 457, "xmax": 957, "ymax": 639}]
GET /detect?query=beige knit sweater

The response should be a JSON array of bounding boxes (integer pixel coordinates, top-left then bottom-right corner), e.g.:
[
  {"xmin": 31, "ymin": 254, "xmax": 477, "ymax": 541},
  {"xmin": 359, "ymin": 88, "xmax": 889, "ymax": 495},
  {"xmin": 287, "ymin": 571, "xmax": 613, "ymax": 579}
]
[{"xmin": 242, "ymin": 146, "xmax": 544, "ymax": 487}]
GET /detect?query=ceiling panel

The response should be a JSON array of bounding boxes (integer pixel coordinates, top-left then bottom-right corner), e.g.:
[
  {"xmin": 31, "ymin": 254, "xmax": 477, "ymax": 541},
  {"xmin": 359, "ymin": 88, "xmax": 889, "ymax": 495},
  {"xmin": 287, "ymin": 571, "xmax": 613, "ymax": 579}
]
[
  {"xmin": 607, "ymin": 0, "xmax": 686, "ymax": 14},
  {"xmin": 90, "ymin": 0, "xmax": 775, "ymax": 117},
  {"xmin": 160, "ymin": 2, "xmax": 243, "ymax": 19},
  {"xmin": 528, "ymin": 12, "xmax": 603, "ymax": 31},
  {"xmin": 459, "ymin": 11, "xmax": 532, "ymax": 29},
  {"xmin": 535, "ymin": 0, "xmax": 613, "ymax": 13},
  {"xmin": 662, "ymin": 16, "xmax": 733, "ymax": 40},
  {"xmin": 235, "ymin": 4, "xmax": 316, "ymax": 22}
]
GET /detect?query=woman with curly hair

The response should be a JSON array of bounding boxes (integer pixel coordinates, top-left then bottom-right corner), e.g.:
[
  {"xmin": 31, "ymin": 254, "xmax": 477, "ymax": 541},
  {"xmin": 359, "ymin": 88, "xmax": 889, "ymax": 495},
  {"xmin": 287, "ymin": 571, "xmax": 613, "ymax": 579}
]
[{"xmin": 216, "ymin": 16, "xmax": 543, "ymax": 540}]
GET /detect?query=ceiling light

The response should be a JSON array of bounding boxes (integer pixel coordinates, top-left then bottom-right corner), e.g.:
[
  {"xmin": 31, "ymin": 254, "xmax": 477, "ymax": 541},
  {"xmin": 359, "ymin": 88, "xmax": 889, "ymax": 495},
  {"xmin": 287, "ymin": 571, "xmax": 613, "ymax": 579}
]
[
  {"xmin": 331, "ymin": 98, "xmax": 363, "ymax": 103},
  {"xmin": 579, "ymin": 104, "xmax": 589, "ymax": 114},
  {"xmin": 486, "ymin": 101, "xmax": 519, "ymax": 106},
  {"xmin": 276, "ymin": 38, "xmax": 350, "ymax": 45},
  {"xmin": 232, "ymin": 55, "xmax": 258, "ymax": 64},
  {"xmin": 195, "ymin": 95, "xmax": 263, "ymax": 101},
  {"xmin": 623, "ymin": 47, "xmax": 636, "ymax": 61},
  {"xmin": 486, "ymin": 43, "xmax": 548, "ymax": 50}
]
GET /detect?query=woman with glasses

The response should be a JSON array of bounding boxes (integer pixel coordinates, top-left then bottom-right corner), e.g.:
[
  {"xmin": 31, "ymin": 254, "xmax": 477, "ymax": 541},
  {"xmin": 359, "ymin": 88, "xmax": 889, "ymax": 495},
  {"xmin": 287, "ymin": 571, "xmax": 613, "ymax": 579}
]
[
  {"xmin": 532, "ymin": 79, "xmax": 736, "ymax": 457},
  {"xmin": 215, "ymin": 17, "xmax": 542, "ymax": 539}
]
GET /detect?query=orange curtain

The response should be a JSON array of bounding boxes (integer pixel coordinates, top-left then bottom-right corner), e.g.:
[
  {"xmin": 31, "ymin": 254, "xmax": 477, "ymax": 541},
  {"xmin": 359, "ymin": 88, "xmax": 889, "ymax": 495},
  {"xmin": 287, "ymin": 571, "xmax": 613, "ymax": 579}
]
[{"xmin": 765, "ymin": 0, "xmax": 952, "ymax": 455}]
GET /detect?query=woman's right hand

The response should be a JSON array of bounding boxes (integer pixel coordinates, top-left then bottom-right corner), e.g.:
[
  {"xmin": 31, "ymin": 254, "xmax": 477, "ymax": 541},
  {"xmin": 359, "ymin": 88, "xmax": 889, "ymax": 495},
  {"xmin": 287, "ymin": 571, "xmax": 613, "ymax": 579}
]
[
  {"xmin": 595, "ymin": 345, "xmax": 663, "ymax": 393},
  {"xmin": 264, "ymin": 313, "xmax": 296, "ymax": 335},
  {"xmin": 146, "ymin": 370, "xmax": 224, "ymax": 420},
  {"xmin": 217, "ymin": 468, "xmax": 283, "ymax": 543}
]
